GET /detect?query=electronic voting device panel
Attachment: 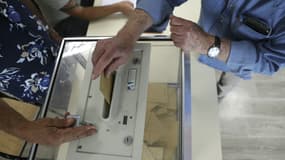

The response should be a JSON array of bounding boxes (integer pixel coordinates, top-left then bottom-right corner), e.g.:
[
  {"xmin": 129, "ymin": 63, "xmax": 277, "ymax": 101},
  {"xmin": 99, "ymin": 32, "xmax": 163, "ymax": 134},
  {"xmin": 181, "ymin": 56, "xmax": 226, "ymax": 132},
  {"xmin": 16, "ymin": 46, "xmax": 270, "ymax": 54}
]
[{"xmin": 54, "ymin": 38, "xmax": 151, "ymax": 160}]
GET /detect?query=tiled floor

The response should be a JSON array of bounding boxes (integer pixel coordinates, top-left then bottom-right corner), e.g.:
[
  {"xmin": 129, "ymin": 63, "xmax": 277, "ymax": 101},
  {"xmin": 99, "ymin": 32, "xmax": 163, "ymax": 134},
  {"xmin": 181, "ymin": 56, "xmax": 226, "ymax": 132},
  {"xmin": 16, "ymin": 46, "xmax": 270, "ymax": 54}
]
[{"xmin": 219, "ymin": 69, "xmax": 285, "ymax": 160}]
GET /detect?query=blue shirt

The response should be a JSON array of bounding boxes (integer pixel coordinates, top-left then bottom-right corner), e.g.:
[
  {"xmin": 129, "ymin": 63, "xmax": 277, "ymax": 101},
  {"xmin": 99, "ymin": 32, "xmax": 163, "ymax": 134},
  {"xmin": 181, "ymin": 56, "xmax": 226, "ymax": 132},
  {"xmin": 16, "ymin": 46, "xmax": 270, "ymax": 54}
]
[
  {"xmin": 0, "ymin": 0, "xmax": 58, "ymax": 104},
  {"xmin": 137, "ymin": 0, "xmax": 285, "ymax": 79}
]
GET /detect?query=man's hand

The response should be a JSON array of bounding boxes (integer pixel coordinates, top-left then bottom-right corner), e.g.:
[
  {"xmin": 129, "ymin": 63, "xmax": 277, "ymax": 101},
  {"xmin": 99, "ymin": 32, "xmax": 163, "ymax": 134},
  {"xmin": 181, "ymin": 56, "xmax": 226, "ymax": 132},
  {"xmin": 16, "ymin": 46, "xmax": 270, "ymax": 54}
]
[
  {"xmin": 170, "ymin": 15, "xmax": 231, "ymax": 62},
  {"xmin": 170, "ymin": 15, "xmax": 213, "ymax": 53},
  {"xmin": 92, "ymin": 9, "xmax": 153, "ymax": 79},
  {"xmin": 19, "ymin": 117, "xmax": 96, "ymax": 146},
  {"xmin": 116, "ymin": 1, "xmax": 134, "ymax": 17},
  {"xmin": 92, "ymin": 36, "xmax": 134, "ymax": 79}
]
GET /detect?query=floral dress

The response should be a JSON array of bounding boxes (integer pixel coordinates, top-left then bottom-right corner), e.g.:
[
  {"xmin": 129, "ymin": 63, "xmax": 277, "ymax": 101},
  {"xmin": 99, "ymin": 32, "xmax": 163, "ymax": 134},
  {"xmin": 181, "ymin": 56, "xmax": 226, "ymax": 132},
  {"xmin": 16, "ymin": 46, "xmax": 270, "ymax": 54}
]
[{"xmin": 0, "ymin": 0, "xmax": 58, "ymax": 105}]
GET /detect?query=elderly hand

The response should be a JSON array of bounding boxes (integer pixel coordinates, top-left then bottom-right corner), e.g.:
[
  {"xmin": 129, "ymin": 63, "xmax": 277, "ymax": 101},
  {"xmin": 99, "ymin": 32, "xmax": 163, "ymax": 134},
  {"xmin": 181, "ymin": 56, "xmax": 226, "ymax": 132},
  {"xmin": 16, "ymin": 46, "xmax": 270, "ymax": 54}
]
[
  {"xmin": 170, "ymin": 15, "xmax": 213, "ymax": 53},
  {"xmin": 92, "ymin": 36, "xmax": 134, "ymax": 79},
  {"xmin": 20, "ymin": 117, "xmax": 96, "ymax": 146}
]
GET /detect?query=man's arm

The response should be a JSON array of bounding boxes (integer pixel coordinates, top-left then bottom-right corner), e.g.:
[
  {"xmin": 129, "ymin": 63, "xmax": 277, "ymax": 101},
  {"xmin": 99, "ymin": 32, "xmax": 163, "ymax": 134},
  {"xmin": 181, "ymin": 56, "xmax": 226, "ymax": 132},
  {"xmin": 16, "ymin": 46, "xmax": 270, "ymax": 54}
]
[
  {"xmin": 0, "ymin": 99, "xmax": 96, "ymax": 145},
  {"xmin": 91, "ymin": 0, "xmax": 182, "ymax": 79},
  {"xmin": 61, "ymin": 0, "xmax": 134, "ymax": 21},
  {"xmin": 170, "ymin": 15, "xmax": 285, "ymax": 79},
  {"xmin": 91, "ymin": 9, "xmax": 153, "ymax": 79},
  {"xmin": 170, "ymin": 15, "xmax": 231, "ymax": 62}
]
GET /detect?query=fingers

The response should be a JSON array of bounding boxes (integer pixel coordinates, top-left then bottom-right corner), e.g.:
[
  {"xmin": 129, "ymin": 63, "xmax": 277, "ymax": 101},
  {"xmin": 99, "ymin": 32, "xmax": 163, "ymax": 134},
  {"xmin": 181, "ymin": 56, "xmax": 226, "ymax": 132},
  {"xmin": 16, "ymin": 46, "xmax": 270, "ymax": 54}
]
[
  {"xmin": 170, "ymin": 15, "xmax": 194, "ymax": 51},
  {"xmin": 171, "ymin": 34, "xmax": 184, "ymax": 47},
  {"xmin": 92, "ymin": 37, "xmax": 132, "ymax": 79},
  {"xmin": 92, "ymin": 41, "xmax": 106, "ymax": 79},
  {"xmin": 40, "ymin": 117, "xmax": 75, "ymax": 128},
  {"xmin": 170, "ymin": 15, "xmax": 189, "ymax": 26},
  {"xmin": 170, "ymin": 17, "xmax": 195, "ymax": 35},
  {"xmin": 170, "ymin": 15, "xmax": 196, "ymax": 34},
  {"xmin": 57, "ymin": 125, "xmax": 97, "ymax": 144},
  {"xmin": 93, "ymin": 48, "xmax": 118, "ymax": 79},
  {"xmin": 171, "ymin": 32, "xmax": 189, "ymax": 51},
  {"xmin": 105, "ymin": 57, "xmax": 126, "ymax": 77},
  {"xmin": 44, "ymin": 125, "xmax": 96, "ymax": 146},
  {"xmin": 170, "ymin": 25, "xmax": 186, "ymax": 35}
]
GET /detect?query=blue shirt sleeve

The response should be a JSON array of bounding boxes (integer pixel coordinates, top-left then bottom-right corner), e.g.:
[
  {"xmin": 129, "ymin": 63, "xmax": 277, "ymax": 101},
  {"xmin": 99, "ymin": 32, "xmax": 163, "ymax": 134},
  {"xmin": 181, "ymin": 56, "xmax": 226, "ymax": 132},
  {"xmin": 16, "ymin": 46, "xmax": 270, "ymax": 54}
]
[
  {"xmin": 199, "ymin": 18, "xmax": 285, "ymax": 80},
  {"xmin": 136, "ymin": 0, "xmax": 186, "ymax": 32}
]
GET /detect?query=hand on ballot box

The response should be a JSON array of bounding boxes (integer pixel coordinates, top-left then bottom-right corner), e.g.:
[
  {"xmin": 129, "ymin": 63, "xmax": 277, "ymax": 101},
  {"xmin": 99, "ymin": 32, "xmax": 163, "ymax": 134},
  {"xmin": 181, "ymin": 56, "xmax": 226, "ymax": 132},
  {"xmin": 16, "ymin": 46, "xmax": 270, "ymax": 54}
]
[{"xmin": 18, "ymin": 115, "xmax": 97, "ymax": 146}]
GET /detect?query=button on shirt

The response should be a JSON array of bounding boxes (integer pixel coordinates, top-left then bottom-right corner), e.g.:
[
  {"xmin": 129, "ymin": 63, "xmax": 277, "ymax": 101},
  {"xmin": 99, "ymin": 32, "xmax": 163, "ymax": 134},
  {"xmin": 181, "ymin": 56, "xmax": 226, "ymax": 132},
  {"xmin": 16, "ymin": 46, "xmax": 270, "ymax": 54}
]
[{"xmin": 137, "ymin": 0, "xmax": 285, "ymax": 79}]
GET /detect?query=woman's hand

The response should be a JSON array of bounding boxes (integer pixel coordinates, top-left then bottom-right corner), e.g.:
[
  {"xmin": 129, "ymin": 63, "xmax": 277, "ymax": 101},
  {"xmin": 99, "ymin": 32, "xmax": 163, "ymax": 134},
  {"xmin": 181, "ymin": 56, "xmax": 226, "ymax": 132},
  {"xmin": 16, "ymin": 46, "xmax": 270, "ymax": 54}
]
[{"xmin": 18, "ymin": 117, "xmax": 96, "ymax": 146}]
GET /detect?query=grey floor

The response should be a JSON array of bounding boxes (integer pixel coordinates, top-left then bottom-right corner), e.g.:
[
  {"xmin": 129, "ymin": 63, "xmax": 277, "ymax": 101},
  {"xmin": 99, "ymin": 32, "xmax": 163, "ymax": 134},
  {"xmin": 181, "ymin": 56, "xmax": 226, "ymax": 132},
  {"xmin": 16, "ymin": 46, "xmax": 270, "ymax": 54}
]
[{"xmin": 219, "ymin": 69, "xmax": 285, "ymax": 160}]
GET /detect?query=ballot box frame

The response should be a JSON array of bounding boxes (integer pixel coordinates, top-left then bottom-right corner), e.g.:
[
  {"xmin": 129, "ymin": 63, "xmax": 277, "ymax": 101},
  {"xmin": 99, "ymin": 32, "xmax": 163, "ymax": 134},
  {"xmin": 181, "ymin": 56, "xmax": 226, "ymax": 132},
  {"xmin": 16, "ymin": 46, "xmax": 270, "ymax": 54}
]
[{"xmin": 27, "ymin": 36, "xmax": 192, "ymax": 160}]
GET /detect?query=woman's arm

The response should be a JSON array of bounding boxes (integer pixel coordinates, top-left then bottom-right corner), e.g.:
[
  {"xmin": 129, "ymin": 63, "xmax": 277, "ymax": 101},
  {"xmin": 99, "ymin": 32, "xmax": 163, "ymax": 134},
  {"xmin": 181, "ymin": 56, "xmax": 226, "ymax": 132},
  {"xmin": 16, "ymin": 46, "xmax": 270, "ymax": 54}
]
[{"xmin": 61, "ymin": 0, "xmax": 134, "ymax": 21}]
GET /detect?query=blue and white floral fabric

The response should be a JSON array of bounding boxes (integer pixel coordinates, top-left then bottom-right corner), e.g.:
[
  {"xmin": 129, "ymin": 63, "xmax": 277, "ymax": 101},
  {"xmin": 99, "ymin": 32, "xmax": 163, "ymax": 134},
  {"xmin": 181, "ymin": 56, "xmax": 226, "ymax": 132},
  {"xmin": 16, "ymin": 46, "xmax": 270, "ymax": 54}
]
[{"xmin": 0, "ymin": 0, "xmax": 58, "ymax": 104}]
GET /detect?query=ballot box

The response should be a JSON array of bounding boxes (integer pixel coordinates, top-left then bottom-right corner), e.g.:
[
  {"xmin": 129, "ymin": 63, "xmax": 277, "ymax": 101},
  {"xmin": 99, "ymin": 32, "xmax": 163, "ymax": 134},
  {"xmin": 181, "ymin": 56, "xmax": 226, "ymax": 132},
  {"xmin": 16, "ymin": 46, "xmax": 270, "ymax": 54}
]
[{"xmin": 26, "ymin": 37, "xmax": 191, "ymax": 160}]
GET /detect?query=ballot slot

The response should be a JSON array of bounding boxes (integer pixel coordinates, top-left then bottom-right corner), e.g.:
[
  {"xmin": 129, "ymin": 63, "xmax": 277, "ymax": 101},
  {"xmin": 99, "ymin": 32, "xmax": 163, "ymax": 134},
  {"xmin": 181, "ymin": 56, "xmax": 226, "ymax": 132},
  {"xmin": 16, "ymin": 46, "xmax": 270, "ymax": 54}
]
[
  {"xmin": 100, "ymin": 73, "xmax": 116, "ymax": 119},
  {"xmin": 102, "ymin": 99, "xmax": 111, "ymax": 119},
  {"xmin": 123, "ymin": 115, "xmax": 128, "ymax": 125}
]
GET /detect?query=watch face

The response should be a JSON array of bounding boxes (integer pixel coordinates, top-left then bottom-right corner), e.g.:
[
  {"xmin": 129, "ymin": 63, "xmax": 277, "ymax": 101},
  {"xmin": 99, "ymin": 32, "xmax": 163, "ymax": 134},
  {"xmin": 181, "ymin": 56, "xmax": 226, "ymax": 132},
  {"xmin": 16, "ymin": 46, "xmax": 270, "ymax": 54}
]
[{"xmin": 208, "ymin": 47, "xmax": 220, "ymax": 58}]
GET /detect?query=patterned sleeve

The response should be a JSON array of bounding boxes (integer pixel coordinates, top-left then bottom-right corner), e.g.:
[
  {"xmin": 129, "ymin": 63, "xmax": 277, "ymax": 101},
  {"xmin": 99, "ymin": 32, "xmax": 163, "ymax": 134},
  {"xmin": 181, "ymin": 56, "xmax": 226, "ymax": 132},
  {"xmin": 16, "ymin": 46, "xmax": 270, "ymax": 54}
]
[{"xmin": 0, "ymin": 0, "xmax": 58, "ymax": 105}]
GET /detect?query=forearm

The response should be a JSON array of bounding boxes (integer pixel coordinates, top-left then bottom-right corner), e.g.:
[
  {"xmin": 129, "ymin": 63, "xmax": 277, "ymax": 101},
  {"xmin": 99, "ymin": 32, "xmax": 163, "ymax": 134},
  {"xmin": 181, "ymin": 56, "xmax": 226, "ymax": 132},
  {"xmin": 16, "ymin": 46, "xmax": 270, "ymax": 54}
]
[
  {"xmin": 0, "ymin": 99, "xmax": 29, "ymax": 137},
  {"xmin": 116, "ymin": 9, "xmax": 153, "ymax": 43}
]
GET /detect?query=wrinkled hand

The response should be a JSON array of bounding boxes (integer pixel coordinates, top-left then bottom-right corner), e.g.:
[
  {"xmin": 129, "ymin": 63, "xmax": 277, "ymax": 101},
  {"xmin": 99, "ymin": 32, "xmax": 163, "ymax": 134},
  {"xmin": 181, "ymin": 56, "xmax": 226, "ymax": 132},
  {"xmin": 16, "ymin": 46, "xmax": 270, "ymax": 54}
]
[
  {"xmin": 170, "ymin": 15, "xmax": 212, "ymax": 53},
  {"xmin": 117, "ymin": 1, "xmax": 134, "ymax": 17},
  {"xmin": 20, "ymin": 117, "xmax": 96, "ymax": 146},
  {"xmin": 92, "ymin": 36, "xmax": 134, "ymax": 79}
]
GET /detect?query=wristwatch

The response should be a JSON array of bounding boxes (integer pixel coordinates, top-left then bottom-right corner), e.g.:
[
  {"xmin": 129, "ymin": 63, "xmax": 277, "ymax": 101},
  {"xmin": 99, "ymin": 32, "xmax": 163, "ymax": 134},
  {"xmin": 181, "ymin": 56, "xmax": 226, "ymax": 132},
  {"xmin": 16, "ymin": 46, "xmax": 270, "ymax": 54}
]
[{"xmin": 207, "ymin": 36, "xmax": 221, "ymax": 58}]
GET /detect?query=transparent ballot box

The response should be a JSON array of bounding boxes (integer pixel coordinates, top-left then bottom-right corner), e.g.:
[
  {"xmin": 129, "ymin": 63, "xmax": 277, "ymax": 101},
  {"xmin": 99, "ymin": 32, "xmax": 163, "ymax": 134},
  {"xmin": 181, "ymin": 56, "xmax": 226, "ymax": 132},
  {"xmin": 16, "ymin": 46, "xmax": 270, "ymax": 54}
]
[{"xmin": 27, "ymin": 37, "xmax": 191, "ymax": 160}]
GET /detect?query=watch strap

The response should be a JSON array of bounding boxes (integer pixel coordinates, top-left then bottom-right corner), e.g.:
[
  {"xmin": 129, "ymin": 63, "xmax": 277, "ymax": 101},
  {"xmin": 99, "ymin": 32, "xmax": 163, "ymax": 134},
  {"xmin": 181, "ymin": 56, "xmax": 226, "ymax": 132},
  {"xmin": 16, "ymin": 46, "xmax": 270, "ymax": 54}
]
[{"xmin": 213, "ymin": 36, "xmax": 221, "ymax": 48}]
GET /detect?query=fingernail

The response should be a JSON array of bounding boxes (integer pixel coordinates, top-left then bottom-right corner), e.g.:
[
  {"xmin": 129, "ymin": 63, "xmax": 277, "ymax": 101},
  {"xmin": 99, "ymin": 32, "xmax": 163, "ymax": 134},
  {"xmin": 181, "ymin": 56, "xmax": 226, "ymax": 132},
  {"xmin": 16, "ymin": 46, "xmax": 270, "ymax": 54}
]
[{"xmin": 87, "ymin": 126, "xmax": 96, "ymax": 130}]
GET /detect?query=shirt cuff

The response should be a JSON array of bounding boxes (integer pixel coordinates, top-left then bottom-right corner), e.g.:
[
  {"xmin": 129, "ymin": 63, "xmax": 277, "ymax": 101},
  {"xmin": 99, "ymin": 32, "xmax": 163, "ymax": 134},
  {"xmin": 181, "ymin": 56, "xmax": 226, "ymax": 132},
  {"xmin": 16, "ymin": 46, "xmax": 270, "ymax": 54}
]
[
  {"xmin": 226, "ymin": 41, "xmax": 258, "ymax": 79},
  {"xmin": 136, "ymin": 0, "xmax": 174, "ymax": 32},
  {"xmin": 198, "ymin": 41, "xmax": 258, "ymax": 79}
]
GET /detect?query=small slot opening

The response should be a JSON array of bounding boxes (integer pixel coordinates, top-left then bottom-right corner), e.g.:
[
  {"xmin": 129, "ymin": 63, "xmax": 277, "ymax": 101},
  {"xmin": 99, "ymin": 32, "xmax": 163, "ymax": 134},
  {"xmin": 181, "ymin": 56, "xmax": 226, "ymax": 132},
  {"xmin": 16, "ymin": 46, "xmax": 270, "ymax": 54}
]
[
  {"xmin": 123, "ymin": 116, "xmax": 128, "ymax": 125},
  {"xmin": 102, "ymin": 99, "xmax": 111, "ymax": 119}
]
